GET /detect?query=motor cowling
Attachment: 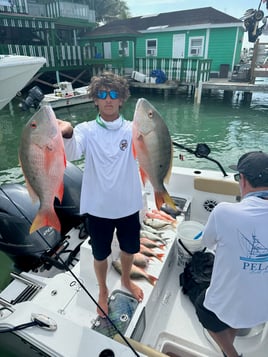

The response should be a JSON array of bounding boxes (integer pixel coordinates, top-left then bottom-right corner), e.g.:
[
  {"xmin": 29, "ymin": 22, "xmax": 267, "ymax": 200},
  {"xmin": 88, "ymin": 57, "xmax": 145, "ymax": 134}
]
[
  {"xmin": 0, "ymin": 161, "xmax": 83, "ymax": 271},
  {"xmin": 54, "ymin": 161, "xmax": 83, "ymax": 235},
  {"xmin": 0, "ymin": 183, "xmax": 61, "ymax": 271}
]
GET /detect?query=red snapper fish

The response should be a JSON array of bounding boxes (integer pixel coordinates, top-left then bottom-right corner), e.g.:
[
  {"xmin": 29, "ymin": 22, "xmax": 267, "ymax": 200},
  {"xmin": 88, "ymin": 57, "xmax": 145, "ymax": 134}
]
[
  {"xmin": 132, "ymin": 98, "xmax": 176, "ymax": 210},
  {"xmin": 19, "ymin": 105, "xmax": 66, "ymax": 234}
]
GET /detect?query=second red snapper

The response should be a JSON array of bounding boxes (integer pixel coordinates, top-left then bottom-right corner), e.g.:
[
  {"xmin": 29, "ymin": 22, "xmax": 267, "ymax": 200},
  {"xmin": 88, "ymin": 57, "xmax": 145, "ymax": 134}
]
[
  {"xmin": 132, "ymin": 98, "xmax": 176, "ymax": 210},
  {"xmin": 19, "ymin": 105, "xmax": 66, "ymax": 234}
]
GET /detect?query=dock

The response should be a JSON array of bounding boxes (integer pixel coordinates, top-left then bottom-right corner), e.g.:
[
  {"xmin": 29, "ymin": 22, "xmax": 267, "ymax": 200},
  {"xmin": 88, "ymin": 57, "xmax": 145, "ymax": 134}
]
[
  {"xmin": 129, "ymin": 80, "xmax": 178, "ymax": 97},
  {"xmin": 195, "ymin": 78, "xmax": 268, "ymax": 104}
]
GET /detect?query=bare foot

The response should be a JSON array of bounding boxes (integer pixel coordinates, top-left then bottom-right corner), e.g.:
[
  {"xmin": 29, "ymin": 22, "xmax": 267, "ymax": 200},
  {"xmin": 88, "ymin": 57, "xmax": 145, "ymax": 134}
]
[
  {"xmin": 97, "ymin": 289, "xmax": 109, "ymax": 318},
  {"xmin": 122, "ymin": 280, "xmax": 144, "ymax": 302}
]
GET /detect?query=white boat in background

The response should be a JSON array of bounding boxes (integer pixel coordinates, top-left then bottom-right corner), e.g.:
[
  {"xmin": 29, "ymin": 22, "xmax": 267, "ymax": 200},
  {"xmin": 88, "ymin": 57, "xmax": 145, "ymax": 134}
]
[
  {"xmin": 0, "ymin": 144, "xmax": 267, "ymax": 357},
  {"xmin": 0, "ymin": 55, "xmax": 46, "ymax": 110},
  {"xmin": 41, "ymin": 81, "xmax": 92, "ymax": 109}
]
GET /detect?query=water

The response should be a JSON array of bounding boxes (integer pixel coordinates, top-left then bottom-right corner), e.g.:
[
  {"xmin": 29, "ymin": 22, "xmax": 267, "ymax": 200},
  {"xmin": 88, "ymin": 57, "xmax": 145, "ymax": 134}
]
[{"xmin": 1, "ymin": 88, "xmax": 268, "ymax": 291}]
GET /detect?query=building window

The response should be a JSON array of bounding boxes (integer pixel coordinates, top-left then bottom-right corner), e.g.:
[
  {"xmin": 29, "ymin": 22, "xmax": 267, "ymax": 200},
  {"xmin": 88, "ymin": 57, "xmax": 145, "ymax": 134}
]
[
  {"xmin": 118, "ymin": 41, "xmax": 129, "ymax": 56},
  {"xmin": 146, "ymin": 39, "xmax": 157, "ymax": 56},
  {"xmin": 189, "ymin": 37, "xmax": 204, "ymax": 57}
]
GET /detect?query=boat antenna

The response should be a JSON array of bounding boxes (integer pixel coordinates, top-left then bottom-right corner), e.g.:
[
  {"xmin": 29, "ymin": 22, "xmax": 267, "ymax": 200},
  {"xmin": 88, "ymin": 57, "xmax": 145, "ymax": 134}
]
[{"xmin": 0, "ymin": 187, "xmax": 141, "ymax": 357}]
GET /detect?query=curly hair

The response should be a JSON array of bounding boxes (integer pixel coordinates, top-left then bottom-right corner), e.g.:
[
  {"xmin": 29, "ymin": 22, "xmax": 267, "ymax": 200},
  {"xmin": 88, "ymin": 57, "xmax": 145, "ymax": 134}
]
[{"xmin": 88, "ymin": 71, "xmax": 130, "ymax": 103}]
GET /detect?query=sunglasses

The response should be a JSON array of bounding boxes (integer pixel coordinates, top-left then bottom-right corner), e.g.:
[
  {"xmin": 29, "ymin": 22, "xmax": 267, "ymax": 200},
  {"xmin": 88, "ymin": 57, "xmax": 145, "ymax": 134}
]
[
  {"xmin": 97, "ymin": 90, "xmax": 119, "ymax": 100},
  {"xmin": 234, "ymin": 173, "xmax": 240, "ymax": 182}
]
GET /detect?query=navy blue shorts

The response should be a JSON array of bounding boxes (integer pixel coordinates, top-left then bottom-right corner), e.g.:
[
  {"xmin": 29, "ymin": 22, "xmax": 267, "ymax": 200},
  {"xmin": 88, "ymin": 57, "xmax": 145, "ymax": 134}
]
[
  {"xmin": 84, "ymin": 212, "xmax": 141, "ymax": 261},
  {"xmin": 195, "ymin": 289, "xmax": 231, "ymax": 333}
]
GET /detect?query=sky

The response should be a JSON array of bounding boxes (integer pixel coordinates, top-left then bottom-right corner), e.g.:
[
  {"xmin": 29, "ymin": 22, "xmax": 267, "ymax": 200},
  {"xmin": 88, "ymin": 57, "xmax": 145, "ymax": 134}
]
[{"xmin": 125, "ymin": 0, "xmax": 268, "ymax": 47}]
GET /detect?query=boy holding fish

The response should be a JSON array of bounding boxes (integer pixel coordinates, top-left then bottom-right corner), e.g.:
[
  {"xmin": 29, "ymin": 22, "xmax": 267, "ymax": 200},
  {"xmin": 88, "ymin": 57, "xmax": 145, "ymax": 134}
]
[{"xmin": 57, "ymin": 72, "xmax": 144, "ymax": 318}]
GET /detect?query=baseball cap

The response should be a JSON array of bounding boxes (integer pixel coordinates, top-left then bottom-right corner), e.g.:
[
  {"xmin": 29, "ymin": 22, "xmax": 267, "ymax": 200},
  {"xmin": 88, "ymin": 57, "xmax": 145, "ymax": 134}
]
[{"xmin": 229, "ymin": 151, "xmax": 268, "ymax": 186}]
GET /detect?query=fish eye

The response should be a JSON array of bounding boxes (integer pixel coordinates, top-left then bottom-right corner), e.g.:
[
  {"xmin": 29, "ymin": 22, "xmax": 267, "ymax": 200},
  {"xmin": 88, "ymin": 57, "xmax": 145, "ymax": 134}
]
[
  {"xmin": 30, "ymin": 121, "xmax": 37, "ymax": 129},
  {"xmin": 148, "ymin": 110, "xmax": 153, "ymax": 119}
]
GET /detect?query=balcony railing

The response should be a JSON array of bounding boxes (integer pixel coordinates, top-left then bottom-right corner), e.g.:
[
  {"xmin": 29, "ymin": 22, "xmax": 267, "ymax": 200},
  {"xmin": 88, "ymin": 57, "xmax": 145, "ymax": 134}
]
[
  {"xmin": 135, "ymin": 57, "xmax": 212, "ymax": 83},
  {"xmin": 0, "ymin": 44, "xmax": 211, "ymax": 85},
  {"xmin": 1, "ymin": 44, "xmax": 84, "ymax": 69},
  {"xmin": 0, "ymin": 0, "xmax": 96, "ymax": 23}
]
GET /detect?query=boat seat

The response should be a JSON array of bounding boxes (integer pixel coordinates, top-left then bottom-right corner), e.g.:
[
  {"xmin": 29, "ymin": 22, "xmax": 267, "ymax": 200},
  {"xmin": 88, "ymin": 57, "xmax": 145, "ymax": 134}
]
[{"xmin": 194, "ymin": 177, "xmax": 240, "ymax": 196}]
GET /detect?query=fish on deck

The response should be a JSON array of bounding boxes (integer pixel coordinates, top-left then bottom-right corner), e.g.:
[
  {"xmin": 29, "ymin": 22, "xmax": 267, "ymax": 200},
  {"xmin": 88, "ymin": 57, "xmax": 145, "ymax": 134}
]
[
  {"xmin": 143, "ymin": 217, "xmax": 171, "ymax": 230},
  {"xmin": 139, "ymin": 244, "xmax": 165, "ymax": 262},
  {"xmin": 140, "ymin": 237, "xmax": 165, "ymax": 250},
  {"xmin": 112, "ymin": 260, "xmax": 157, "ymax": 286},
  {"xmin": 132, "ymin": 98, "xmax": 176, "ymax": 211},
  {"xmin": 18, "ymin": 105, "xmax": 66, "ymax": 234},
  {"xmin": 140, "ymin": 230, "xmax": 168, "ymax": 245},
  {"xmin": 133, "ymin": 252, "xmax": 150, "ymax": 268}
]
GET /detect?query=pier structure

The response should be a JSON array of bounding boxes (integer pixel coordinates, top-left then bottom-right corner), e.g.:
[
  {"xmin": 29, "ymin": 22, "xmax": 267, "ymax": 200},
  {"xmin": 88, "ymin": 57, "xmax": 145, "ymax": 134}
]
[
  {"xmin": 128, "ymin": 80, "xmax": 179, "ymax": 98},
  {"xmin": 194, "ymin": 78, "xmax": 268, "ymax": 104}
]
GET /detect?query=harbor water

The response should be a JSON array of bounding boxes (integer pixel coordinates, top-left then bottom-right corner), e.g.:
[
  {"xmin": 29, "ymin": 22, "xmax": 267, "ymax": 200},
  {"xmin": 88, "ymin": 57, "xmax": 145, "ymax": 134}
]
[{"xmin": 1, "ymin": 87, "xmax": 268, "ymax": 291}]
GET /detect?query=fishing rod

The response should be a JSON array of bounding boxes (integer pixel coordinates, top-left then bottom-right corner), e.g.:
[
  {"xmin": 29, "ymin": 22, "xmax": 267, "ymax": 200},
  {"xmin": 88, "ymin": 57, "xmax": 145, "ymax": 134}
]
[{"xmin": 172, "ymin": 141, "xmax": 228, "ymax": 177}]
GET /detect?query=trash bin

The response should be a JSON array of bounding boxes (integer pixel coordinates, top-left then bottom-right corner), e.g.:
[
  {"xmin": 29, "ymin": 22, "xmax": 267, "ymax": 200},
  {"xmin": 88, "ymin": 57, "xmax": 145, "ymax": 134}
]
[{"xmin": 219, "ymin": 64, "xmax": 230, "ymax": 78}]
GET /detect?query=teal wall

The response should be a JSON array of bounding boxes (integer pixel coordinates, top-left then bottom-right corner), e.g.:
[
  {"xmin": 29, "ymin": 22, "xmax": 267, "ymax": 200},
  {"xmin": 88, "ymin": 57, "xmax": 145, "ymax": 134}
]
[
  {"xmin": 208, "ymin": 27, "xmax": 244, "ymax": 71},
  {"xmin": 104, "ymin": 25, "xmax": 243, "ymax": 74}
]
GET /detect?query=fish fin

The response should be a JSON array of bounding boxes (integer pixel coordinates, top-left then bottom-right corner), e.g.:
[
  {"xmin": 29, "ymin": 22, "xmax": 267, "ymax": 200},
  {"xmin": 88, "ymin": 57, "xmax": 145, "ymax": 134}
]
[
  {"xmin": 155, "ymin": 191, "xmax": 177, "ymax": 211},
  {"xmin": 139, "ymin": 166, "xmax": 148, "ymax": 186},
  {"xmin": 147, "ymin": 274, "xmax": 158, "ymax": 286},
  {"xmin": 132, "ymin": 141, "xmax": 137, "ymax": 159},
  {"xmin": 30, "ymin": 208, "xmax": 61, "ymax": 234}
]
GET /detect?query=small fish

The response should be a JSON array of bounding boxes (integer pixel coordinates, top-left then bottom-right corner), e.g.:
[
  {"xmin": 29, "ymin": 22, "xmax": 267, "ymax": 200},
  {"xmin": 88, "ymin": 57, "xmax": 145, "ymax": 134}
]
[
  {"xmin": 18, "ymin": 105, "xmax": 66, "ymax": 233},
  {"xmin": 141, "ymin": 223, "xmax": 165, "ymax": 235},
  {"xmin": 133, "ymin": 252, "xmax": 150, "ymax": 268},
  {"xmin": 140, "ymin": 244, "xmax": 165, "ymax": 262},
  {"xmin": 152, "ymin": 209, "xmax": 177, "ymax": 223},
  {"xmin": 146, "ymin": 211, "xmax": 168, "ymax": 221},
  {"xmin": 140, "ymin": 237, "xmax": 165, "ymax": 250},
  {"xmin": 140, "ymin": 230, "xmax": 168, "ymax": 245},
  {"xmin": 112, "ymin": 260, "xmax": 157, "ymax": 285},
  {"xmin": 132, "ymin": 98, "xmax": 176, "ymax": 211},
  {"xmin": 144, "ymin": 217, "xmax": 171, "ymax": 229}
]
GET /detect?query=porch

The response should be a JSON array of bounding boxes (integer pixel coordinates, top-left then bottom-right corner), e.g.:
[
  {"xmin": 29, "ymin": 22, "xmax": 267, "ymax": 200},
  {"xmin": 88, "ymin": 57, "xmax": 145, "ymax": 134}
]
[{"xmin": 0, "ymin": 43, "xmax": 212, "ymax": 90}]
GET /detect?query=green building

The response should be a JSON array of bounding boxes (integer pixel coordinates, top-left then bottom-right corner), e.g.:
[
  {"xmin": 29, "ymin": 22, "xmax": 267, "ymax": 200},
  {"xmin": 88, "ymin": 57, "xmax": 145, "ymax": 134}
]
[
  {"xmin": 85, "ymin": 7, "xmax": 244, "ymax": 83},
  {"xmin": 0, "ymin": 3, "xmax": 244, "ymax": 89}
]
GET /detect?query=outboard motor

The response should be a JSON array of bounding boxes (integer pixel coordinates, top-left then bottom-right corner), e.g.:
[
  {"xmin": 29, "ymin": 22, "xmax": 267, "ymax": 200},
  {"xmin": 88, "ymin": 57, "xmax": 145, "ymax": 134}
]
[
  {"xmin": 0, "ymin": 161, "xmax": 83, "ymax": 271},
  {"xmin": 0, "ymin": 183, "xmax": 61, "ymax": 271},
  {"xmin": 54, "ymin": 161, "xmax": 83, "ymax": 236}
]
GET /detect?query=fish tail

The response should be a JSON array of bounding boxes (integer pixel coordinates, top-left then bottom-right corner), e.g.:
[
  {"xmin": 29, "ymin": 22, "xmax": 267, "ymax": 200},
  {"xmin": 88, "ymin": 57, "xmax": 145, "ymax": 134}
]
[
  {"xmin": 156, "ymin": 253, "xmax": 165, "ymax": 262},
  {"xmin": 146, "ymin": 274, "xmax": 158, "ymax": 286},
  {"xmin": 158, "ymin": 244, "xmax": 166, "ymax": 250},
  {"xmin": 155, "ymin": 191, "xmax": 177, "ymax": 211},
  {"xmin": 30, "ymin": 208, "xmax": 61, "ymax": 234}
]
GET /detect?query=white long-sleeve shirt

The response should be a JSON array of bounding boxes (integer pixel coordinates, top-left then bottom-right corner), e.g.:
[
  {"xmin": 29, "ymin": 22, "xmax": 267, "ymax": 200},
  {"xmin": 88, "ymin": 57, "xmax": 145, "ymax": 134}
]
[
  {"xmin": 63, "ymin": 116, "xmax": 143, "ymax": 218},
  {"xmin": 203, "ymin": 196, "xmax": 268, "ymax": 328}
]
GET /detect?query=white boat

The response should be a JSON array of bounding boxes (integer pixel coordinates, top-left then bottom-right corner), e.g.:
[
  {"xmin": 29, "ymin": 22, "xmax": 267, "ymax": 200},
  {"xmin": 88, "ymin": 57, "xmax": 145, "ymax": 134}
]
[
  {"xmin": 41, "ymin": 81, "xmax": 92, "ymax": 109},
  {"xmin": 0, "ymin": 55, "xmax": 46, "ymax": 110},
  {"xmin": 0, "ymin": 145, "xmax": 267, "ymax": 357}
]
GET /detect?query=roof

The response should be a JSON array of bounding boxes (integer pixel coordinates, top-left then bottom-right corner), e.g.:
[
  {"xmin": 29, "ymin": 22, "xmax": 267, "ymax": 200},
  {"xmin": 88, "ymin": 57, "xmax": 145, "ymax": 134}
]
[{"xmin": 86, "ymin": 7, "xmax": 242, "ymax": 38}]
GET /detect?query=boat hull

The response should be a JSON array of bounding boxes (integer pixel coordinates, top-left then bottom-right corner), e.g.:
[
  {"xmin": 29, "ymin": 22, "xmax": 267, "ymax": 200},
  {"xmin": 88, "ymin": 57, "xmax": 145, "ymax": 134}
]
[{"xmin": 0, "ymin": 55, "xmax": 46, "ymax": 110}]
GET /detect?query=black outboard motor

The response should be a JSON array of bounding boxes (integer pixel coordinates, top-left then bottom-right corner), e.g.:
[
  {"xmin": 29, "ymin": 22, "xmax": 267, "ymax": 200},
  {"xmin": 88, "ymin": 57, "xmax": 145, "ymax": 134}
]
[
  {"xmin": 54, "ymin": 161, "xmax": 83, "ymax": 236},
  {"xmin": 0, "ymin": 184, "xmax": 61, "ymax": 271},
  {"xmin": 0, "ymin": 161, "xmax": 83, "ymax": 271}
]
